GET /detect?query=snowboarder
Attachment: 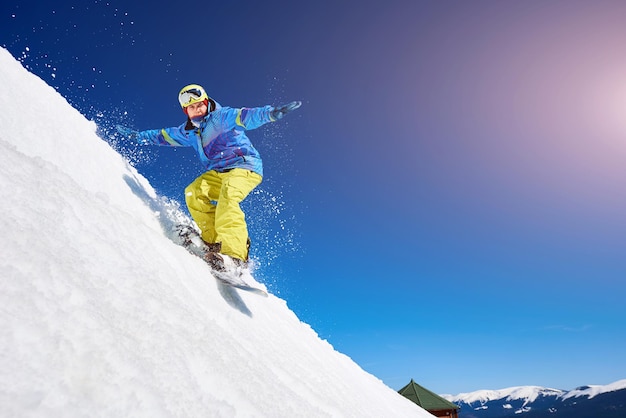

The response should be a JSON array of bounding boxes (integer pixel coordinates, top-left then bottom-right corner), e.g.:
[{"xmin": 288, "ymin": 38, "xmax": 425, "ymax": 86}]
[{"xmin": 116, "ymin": 84, "xmax": 301, "ymax": 273}]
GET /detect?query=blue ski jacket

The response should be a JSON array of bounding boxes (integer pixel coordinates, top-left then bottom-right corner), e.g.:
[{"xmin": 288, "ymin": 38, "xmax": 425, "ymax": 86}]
[{"xmin": 135, "ymin": 100, "xmax": 276, "ymax": 176}]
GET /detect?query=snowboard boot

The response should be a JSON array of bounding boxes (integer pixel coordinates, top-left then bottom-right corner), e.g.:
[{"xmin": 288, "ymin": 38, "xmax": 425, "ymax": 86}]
[
  {"xmin": 232, "ymin": 257, "xmax": 248, "ymax": 270},
  {"xmin": 175, "ymin": 224, "xmax": 215, "ymax": 250},
  {"xmin": 175, "ymin": 224, "xmax": 195, "ymax": 248},
  {"xmin": 205, "ymin": 242, "xmax": 221, "ymax": 253},
  {"xmin": 204, "ymin": 251, "xmax": 247, "ymax": 273},
  {"xmin": 205, "ymin": 252, "xmax": 226, "ymax": 272}
]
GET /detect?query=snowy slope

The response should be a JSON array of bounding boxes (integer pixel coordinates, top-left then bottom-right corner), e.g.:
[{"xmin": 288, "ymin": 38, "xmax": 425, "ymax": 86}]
[{"xmin": 0, "ymin": 47, "xmax": 430, "ymax": 417}]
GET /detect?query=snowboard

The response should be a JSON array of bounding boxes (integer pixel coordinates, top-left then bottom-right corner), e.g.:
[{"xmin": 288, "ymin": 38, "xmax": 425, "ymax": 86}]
[
  {"xmin": 211, "ymin": 269, "xmax": 268, "ymax": 297},
  {"xmin": 174, "ymin": 224, "xmax": 268, "ymax": 297}
]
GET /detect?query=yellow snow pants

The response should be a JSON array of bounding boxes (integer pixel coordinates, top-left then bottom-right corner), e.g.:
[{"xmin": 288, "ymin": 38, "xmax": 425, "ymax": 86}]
[{"xmin": 184, "ymin": 168, "xmax": 262, "ymax": 261}]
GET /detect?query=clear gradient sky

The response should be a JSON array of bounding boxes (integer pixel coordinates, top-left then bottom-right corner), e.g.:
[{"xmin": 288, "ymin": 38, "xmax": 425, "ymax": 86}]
[{"xmin": 3, "ymin": 0, "xmax": 625, "ymax": 395}]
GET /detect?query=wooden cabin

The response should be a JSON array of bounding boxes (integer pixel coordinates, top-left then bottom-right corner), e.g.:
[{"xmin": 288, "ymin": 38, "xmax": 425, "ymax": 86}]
[{"xmin": 398, "ymin": 379, "xmax": 460, "ymax": 417}]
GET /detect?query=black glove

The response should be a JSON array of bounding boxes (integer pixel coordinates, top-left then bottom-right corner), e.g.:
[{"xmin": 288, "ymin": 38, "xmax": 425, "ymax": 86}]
[{"xmin": 271, "ymin": 101, "xmax": 302, "ymax": 120}]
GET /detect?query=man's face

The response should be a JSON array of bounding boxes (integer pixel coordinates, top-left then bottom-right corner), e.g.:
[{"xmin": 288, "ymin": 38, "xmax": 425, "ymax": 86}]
[{"xmin": 186, "ymin": 101, "xmax": 208, "ymax": 119}]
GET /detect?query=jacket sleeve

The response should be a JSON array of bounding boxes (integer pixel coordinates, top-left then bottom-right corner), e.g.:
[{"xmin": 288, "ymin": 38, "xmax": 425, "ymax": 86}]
[
  {"xmin": 217, "ymin": 105, "xmax": 275, "ymax": 131},
  {"xmin": 136, "ymin": 123, "xmax": 194, "ymax": 147}
]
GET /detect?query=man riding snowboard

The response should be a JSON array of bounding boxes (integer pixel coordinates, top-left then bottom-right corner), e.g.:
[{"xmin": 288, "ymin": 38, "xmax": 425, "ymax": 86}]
[{"xmin": 116, "ymin": 84, "xmax": 301, "ymax": 274}]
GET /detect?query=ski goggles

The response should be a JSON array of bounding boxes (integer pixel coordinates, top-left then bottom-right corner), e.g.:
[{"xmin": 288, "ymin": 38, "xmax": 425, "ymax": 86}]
[{"xmin": 179, "ymin": 88, "xmax": 205, "ymax": 106}]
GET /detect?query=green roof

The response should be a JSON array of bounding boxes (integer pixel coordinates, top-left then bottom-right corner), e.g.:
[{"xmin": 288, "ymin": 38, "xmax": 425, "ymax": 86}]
[{"xmin": 398, "ymin": 379, "xmax": 459, "ymax": 411}]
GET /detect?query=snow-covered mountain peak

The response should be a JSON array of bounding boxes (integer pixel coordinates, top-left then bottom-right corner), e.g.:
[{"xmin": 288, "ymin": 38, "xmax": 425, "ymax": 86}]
[
  {"xmin": 444, "ymin": 379, "xmax": 626, "ymax": 405},
  {"xmin": 560, "ymin": 379, "xmax": 626, "ymax": 400},
  {"xmin": 448, "ymin": 385, "xmax": 564, "ymax": 405},
  {"xmin": 443, "ymin": 379, "xmax": 626, "ymax": 417}
]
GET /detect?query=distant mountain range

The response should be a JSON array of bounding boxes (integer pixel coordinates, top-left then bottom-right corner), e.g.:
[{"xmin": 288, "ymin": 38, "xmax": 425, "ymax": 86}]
[{"xmin": 442, "ymin": 379, "xmax": 626, "ymax": 418}]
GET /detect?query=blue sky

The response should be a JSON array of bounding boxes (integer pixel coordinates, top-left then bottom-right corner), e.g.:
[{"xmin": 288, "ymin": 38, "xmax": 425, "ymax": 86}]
[{"xmin": 3, "ymin": 0, "xmax": 625, "ymax": 394}]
